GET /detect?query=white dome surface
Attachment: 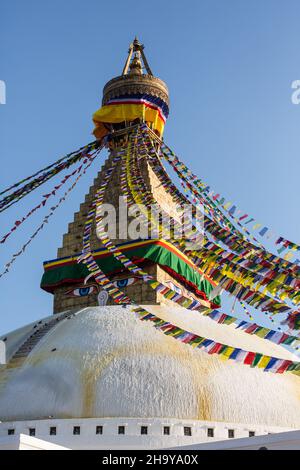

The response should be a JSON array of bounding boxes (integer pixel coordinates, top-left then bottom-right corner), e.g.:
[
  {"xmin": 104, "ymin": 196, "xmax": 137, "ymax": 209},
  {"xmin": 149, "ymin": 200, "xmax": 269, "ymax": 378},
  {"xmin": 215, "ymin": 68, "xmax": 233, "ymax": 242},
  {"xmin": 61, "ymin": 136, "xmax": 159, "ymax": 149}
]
[{"xmin": 0, "ymin": 305, "xmax": 299, "ymax": 428}]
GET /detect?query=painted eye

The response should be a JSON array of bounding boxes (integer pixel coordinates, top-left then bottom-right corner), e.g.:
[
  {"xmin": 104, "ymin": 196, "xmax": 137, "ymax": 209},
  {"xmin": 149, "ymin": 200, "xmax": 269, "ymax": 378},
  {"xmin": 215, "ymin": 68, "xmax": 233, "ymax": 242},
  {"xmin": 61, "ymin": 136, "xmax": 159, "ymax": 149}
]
[
  {"xmin": 114, "ymin": 277, "xmax": 140, "ymax": 288},
  {"xmin": 66, "ymin": 286, "xmax": 97, "ymax": 297}
]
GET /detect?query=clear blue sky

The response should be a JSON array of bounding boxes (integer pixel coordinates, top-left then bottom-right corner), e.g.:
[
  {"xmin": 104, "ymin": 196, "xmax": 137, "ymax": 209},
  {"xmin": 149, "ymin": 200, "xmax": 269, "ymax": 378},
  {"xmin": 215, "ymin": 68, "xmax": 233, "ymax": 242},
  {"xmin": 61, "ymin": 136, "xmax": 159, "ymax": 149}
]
[{"xmin": 1, "ymin": 0, "xmax": 299, "ymax": 335}]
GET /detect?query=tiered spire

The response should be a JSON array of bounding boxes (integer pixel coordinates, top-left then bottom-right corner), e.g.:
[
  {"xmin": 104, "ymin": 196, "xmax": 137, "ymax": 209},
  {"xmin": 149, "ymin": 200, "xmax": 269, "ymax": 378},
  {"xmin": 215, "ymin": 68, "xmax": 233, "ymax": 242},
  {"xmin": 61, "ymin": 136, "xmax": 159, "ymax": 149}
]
[{"xmin": 122, "ymin": 37, "xmax": 153, "ymax": 76}]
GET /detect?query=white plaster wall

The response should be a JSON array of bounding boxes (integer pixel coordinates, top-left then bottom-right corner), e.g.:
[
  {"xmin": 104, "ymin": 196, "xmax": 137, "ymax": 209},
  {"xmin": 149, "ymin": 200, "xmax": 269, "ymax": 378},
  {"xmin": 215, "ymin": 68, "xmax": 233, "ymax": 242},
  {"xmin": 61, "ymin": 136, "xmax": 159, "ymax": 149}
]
[
  {"xmin": 145, "ymin": 305, "xmax": 299, "ymax": 360},
  {"xmin": 0, "ymin": 306, "xmax": 299, "ymax": 428},
  {"xmin": 171, "ymin": 429, "xmax": 300, "ymax": 450},
  {"xmin": 0, "ymin": 433, "xmax": 68, "ymax": 450},
  {"xmin": 0, "ymin": 417, "xmax": 294, "ymax": 450}
]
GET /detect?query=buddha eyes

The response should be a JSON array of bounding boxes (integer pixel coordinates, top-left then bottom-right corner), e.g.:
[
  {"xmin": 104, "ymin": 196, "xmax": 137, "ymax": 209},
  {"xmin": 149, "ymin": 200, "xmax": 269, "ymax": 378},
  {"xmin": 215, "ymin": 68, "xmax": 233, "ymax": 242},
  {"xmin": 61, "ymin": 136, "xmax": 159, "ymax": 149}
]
[
  {"xmin": 65, "ymin": 277, "xmax": 141, "ymax": 297},
  {"xmin": 66, "ymin": 286, "xmax": 97, "ymax": 297},
  {"xmin": 115, "ymin": 277, "xmax": 138, "ymax": 288}
]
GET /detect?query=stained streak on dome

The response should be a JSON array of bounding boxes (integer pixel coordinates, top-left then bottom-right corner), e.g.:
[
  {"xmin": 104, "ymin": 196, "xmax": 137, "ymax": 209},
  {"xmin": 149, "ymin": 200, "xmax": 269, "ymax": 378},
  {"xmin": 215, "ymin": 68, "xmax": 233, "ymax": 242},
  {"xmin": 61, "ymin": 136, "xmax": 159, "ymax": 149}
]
[{"xmin": 0, "ymin": 306, "xmax": 299, "ymax": 427}]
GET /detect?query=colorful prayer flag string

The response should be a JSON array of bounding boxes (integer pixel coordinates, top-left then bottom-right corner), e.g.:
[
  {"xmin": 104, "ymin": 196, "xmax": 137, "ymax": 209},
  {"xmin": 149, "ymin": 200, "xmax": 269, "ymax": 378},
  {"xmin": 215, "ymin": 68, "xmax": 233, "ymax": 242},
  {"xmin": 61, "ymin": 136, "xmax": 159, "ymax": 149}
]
[
  {"xmin": 160, "ymin": 137, "xmax": 300, "ymax": 260},
  {"xmin": 0, "ymin": 147, "xmax": 102, "ymax": 279},
  {"xmin": 76, "ymin": 136, "xmax": 300, "ymax": 376},
  {"xmin": 0, "ymin": 141, "xmax": 100, "ymax": 213},
  {"xmin": 0, "ymin": 149, "xmax": 101, "ymax": 245},
  {"xmin": 137, "ymin": 128, "xmax": 296, "ymax": 314}
]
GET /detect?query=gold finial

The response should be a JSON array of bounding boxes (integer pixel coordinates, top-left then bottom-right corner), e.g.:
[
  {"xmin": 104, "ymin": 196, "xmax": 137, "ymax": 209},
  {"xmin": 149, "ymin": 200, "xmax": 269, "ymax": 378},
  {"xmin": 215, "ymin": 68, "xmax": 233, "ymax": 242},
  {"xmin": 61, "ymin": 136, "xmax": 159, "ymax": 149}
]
[
  {"xmin": 128, "ymin": 51, "xmax": 143, "ymax": 75},
  {"xmin": 122, "ymin": 37, "xmax": 153, "ymax": 76},
  {"xmin": 133, "ymin": 36, "xmax": 141, "ymax": 48}
]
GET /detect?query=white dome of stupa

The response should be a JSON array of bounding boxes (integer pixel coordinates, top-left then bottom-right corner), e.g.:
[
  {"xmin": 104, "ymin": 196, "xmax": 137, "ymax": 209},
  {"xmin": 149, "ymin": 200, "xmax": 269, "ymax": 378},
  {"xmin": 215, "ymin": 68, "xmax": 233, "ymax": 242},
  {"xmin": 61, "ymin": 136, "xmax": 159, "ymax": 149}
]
[{"xmin": 0, "ymin": 305, "xmax": 299, "ymax": 429}]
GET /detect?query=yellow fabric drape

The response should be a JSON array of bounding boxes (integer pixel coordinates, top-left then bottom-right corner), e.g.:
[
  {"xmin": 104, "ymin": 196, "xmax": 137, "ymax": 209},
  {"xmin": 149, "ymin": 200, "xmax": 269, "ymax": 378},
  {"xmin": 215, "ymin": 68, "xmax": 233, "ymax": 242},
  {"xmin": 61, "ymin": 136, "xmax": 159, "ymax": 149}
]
[{"xmin": 92, "ymin": 103, "xmax": 165, "ymax": 138}]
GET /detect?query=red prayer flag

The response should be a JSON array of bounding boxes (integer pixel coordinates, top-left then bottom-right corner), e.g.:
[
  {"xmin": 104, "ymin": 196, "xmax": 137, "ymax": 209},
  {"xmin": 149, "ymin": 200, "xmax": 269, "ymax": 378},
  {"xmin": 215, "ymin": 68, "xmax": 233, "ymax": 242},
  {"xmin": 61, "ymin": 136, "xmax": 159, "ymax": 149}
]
[
  {"xmin": 243, "ymin": 351, "xmax": 256, "ymax": 365},
  {"xmin": 208, "ymin": 343, "xmax": 223, "ymax": 354},
  {"xmin": 218, "ymin": 314, "xmax": 227, "ymax": 324},
  {"xmin": 277, "ymin": 360, "xmax": 292, "ymax": 374}
]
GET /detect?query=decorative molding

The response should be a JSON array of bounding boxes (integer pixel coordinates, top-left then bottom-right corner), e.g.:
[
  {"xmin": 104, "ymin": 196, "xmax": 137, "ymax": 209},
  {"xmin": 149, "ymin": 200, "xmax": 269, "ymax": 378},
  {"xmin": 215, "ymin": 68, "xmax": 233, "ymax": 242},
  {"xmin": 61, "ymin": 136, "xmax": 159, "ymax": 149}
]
[{"xmin": 102, "ymin": 75, "xmax": 169, "ymax": 106}]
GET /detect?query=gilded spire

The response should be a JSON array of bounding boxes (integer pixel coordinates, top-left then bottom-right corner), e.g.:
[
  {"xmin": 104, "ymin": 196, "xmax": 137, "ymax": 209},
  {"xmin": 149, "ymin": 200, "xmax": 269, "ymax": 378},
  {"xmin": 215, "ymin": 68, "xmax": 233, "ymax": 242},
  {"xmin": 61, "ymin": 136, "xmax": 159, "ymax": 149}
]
[
  {"xmin": 128, "ymin": 51, "xmax": 143, "ymax": 75},
  {"xmin": 122, "ymin": 37, "xmax": 153, "ymax": 76}
]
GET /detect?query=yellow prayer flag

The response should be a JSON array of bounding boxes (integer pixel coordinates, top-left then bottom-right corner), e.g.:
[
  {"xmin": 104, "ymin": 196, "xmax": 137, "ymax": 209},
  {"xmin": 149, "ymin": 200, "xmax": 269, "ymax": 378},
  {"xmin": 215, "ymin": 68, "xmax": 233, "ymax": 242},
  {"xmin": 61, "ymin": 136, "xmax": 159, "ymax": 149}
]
[
  {"xmin": 221, "ymin": 346, "xmax": 235, "ymax": 359},
  {"xmin": 257, "ymin": 355, "xmax": 271, "ymax": 369},
  {"xmin": 284, "ymin": 251, "xmax": 294, "ymax": 261}
]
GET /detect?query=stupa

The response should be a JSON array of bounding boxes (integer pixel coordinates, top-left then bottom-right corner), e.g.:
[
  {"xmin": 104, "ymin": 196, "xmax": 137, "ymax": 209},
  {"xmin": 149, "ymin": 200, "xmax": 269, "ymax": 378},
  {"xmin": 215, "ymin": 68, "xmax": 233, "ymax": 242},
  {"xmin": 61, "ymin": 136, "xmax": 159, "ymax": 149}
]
[{"xmin": 0, "ymin": 38, "xmax": 299, "ymax": 450}]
